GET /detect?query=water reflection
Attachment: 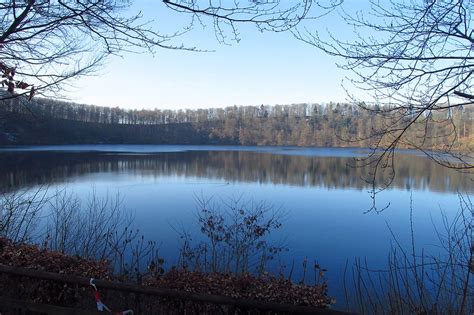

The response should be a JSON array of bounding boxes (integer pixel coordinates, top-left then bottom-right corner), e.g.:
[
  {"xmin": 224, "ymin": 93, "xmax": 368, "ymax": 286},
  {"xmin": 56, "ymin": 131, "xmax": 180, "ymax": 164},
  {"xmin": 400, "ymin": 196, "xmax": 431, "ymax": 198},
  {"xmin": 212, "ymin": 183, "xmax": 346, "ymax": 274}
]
[
  {"xmin": 0, "ymin": 147, "xmax": 471, "ymax": 308},
  {"xmin": 0, "ymin": 149, "xmax": 469, "ymax": 193}
]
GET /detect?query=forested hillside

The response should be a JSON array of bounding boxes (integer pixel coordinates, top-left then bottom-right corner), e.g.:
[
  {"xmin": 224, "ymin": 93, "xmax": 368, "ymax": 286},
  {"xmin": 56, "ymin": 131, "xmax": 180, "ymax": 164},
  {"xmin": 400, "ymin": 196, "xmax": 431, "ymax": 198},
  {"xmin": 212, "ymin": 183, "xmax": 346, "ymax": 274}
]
[{"xmin": 0, "ymin": 95, "xmax": 472, "ymax": 148}]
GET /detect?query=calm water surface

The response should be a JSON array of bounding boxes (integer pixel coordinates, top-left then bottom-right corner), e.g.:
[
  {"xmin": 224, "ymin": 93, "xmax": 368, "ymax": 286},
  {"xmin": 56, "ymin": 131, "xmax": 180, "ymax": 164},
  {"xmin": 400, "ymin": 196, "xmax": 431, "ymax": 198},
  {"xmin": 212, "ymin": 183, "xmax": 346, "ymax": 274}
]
[{"xmin": 0, "ymin": 145, "xmax": 472, "ymax": 304}]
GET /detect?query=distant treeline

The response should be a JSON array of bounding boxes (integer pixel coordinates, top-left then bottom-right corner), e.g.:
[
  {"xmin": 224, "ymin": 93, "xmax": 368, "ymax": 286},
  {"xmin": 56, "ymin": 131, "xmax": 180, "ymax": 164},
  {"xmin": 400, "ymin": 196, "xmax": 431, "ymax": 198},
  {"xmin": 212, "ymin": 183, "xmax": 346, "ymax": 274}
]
[{"xmin": 0, "ymin": 94, "xmax": 472, "ymax": 146}]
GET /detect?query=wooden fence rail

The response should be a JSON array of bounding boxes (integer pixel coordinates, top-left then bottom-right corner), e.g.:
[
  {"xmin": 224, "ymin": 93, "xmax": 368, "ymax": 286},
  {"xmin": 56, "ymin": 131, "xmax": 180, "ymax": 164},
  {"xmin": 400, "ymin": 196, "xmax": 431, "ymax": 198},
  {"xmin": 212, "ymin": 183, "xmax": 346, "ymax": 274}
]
[
  {"xmin": 0, "ymin": 296, "xmax": 103, "ymax": 315},
  {"xmin": 0, "ymin": 264, "xmax": 354, "ymax": 314}
]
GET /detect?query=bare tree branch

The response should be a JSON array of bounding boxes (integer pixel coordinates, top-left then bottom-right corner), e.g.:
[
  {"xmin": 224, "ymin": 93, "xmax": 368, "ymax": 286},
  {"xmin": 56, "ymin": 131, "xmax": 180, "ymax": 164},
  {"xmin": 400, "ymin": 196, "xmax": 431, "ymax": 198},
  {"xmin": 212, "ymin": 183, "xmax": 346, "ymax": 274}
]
[{"xmin": 294, "ymin": 0, "xmax": 474, "ymax": 209}]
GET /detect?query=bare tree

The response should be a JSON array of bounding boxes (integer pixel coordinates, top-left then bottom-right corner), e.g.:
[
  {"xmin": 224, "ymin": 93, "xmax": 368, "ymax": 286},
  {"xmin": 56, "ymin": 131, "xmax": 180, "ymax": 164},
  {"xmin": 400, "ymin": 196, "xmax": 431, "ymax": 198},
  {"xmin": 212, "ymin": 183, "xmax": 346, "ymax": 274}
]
[
  {"xmin": 0, "ymin": 0, "xmax": 325, "ymax": 102},
  {"xmin": 0, "ymin": 0, "xmax": 198, "ymax": 101},
  {"xmin": 295, "ymin": 0, "xmax": 473, "ymax": 207}
]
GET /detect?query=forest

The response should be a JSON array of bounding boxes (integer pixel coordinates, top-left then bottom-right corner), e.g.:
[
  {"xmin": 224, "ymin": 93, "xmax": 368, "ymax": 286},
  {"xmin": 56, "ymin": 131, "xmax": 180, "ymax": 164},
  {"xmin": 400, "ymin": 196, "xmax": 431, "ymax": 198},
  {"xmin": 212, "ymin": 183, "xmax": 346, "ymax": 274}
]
[{"xmin": 0, "ymin": 93, "xmax": 472, "ymax": 149}]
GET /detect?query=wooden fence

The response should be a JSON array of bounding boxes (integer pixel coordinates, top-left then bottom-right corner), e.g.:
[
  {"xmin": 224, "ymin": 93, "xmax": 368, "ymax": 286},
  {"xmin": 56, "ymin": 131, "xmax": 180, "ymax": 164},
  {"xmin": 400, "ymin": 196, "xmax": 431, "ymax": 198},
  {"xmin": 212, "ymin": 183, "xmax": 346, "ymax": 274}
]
[{"xmin": 0, "ymin": 264, "xmax": 354, "ymax": 314}]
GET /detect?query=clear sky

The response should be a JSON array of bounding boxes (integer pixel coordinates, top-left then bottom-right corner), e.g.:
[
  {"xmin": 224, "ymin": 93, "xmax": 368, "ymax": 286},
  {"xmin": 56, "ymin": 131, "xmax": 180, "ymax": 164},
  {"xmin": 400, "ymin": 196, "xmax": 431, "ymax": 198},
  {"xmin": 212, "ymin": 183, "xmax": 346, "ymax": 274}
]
[{"xmin": 69, "ymin": 1, "xmax": 366, "ymax": 110}]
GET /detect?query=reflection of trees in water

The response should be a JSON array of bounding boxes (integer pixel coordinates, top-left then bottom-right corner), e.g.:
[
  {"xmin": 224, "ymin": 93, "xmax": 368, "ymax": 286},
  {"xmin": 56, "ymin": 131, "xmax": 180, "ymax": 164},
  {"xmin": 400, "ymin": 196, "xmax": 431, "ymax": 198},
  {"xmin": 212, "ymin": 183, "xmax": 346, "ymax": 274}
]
[{"xmin": 0, "ymin": 151, "xmax": 470, "ymax": 193}]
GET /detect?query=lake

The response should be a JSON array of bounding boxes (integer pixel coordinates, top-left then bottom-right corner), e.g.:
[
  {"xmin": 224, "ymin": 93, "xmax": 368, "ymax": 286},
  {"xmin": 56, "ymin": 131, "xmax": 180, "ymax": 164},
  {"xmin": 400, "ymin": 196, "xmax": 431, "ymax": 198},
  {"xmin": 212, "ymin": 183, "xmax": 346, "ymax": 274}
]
[{"xmin": 0, "ymin": 145, "xmax": 471, "ymax": 306}]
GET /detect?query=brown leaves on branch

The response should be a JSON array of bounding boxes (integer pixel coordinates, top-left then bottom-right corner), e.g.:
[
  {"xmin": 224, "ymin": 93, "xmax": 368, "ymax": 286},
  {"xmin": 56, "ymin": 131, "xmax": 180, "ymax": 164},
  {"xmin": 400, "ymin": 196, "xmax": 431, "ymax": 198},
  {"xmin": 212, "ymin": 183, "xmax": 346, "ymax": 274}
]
[{"xmin": 0, "ymin": 62, "xmax": 35, "ymax": 101}]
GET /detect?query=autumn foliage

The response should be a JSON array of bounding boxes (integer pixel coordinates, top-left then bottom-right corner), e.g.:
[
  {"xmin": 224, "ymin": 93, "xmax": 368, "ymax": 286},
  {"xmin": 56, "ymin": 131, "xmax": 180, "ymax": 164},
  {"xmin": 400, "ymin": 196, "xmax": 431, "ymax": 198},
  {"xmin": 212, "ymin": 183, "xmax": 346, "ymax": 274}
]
[
  {"xmin": 0, "ymin": 62, "xmax": 35, "ymax": 100},
  {"xmin": 0, "ymin": 237, "xmax": 331, "ymax": 311}
]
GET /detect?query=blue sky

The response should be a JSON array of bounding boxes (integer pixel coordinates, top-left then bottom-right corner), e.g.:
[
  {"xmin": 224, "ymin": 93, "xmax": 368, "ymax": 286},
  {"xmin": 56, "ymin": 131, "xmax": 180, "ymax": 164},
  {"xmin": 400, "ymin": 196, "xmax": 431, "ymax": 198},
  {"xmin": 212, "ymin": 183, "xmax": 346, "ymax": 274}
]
[{"xmin": 70, "ymin": 1, "xmax": 368, "ymax": 110}]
